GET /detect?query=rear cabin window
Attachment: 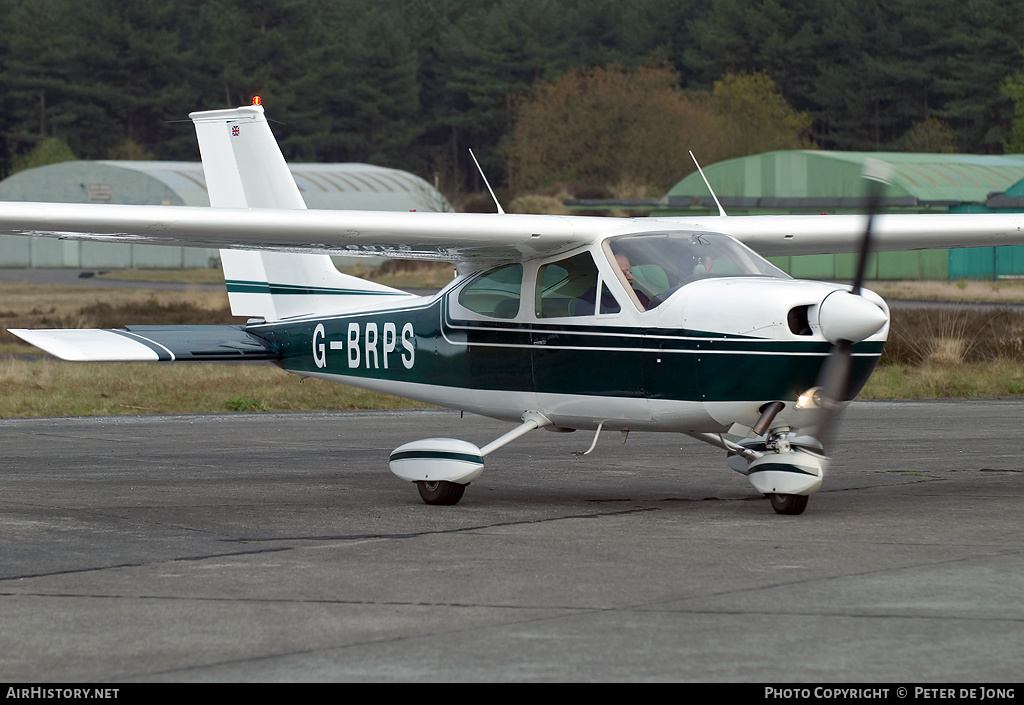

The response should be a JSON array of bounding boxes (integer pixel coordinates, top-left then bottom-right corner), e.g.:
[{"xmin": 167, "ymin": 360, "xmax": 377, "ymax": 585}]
[{"xmin": 457, "ymin": 264, "xmax": 523, "ymax": 319}]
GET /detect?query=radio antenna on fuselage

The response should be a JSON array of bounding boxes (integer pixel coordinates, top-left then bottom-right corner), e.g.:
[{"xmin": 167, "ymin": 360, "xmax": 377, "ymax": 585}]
[
  {"xmin": 469, "ymin": 148, "xmax": 505, "ymax": 215},
  {"xmin": 690, "ymin": 151, "xmax": 727, "ymax": 217}
]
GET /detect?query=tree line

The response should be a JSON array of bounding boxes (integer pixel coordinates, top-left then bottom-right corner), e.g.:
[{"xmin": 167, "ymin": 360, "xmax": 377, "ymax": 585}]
[{"xmin": 1, "ymin": 0, "xmax": 1022, "ymax": 197}]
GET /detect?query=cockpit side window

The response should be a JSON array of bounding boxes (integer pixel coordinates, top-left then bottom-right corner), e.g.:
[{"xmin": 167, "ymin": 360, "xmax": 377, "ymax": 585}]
[
  {"xmin": 597, "ymin": 283, "xmax": 621, "ymax": 314},
  {"xmin": 457, "ymin": 263, "xmax": 523, "ymax": 319},
  {"xmin": 536, "ymin": 252, "xmax": 618, "ymax": 317}
]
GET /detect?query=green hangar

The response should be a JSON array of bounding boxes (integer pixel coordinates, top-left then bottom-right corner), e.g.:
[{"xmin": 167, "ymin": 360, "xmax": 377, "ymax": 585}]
[
  {"xmin": 0, "ymin": 160, "xmax": 450, "ymax": 268},
  {"xmin": 665, "ymin": 151, "xmax": 1024, "ymax": 280}
]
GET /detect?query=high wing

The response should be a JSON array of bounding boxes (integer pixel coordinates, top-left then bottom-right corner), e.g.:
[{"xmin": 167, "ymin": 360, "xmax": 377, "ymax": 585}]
[
  {"xmin": 0, "ymin": 200, "xmax": 600, "ymax": 263},
  {"xmin": 706, "ymin": 212, "xmax": 1024, "ymax": 257},
  {"xmin": 0, "ymin": 201, "xmax": 1023, "ymax": 263}
]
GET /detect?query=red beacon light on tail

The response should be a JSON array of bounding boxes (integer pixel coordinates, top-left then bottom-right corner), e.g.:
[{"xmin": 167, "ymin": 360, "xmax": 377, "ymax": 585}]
[{"xmin": 252, "ymin": 95, "xmax": 262, "ymax": 105}]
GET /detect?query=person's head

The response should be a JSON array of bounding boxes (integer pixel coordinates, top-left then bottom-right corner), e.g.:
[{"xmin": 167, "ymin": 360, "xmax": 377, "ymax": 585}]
[{"xmin": 614, "ymin": 253, "xmax": 632, "ymax": 281}]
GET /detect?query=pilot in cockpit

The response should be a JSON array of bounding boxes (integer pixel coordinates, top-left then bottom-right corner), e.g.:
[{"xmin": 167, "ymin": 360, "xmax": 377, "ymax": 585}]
[{"xmin": 614, "ymin": 253, "xmax": 651, "ymax": 309}]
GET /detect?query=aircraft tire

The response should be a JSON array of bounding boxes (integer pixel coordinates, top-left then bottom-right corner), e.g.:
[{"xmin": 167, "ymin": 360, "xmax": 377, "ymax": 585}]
[
  {"xmin": 417, "ymin": 480, "xmax": 466, "ymax": 505},
  {"xmin": 769, "ymin": 493, "xmax": 808, "ymax": 515}
]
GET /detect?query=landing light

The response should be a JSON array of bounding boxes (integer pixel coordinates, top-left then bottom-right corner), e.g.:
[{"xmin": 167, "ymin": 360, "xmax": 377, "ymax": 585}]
[{"xmin": 796, "ymin": 387, "xmax": 822, "ymax": 409}]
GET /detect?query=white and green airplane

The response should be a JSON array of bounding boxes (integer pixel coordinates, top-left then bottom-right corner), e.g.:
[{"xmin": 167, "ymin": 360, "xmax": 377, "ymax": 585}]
[{"xmin": 2, "ymin": 103, "xmax": 1023, "ymax": 515}]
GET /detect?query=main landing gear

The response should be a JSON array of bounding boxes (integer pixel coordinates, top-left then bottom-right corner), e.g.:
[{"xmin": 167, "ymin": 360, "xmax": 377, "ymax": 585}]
[
  {"xmin": 416, "ymin": 480, "xmax": 466, "ymax": 505},
  {"xmin": 389, "ymin": 411, "xmax": 552, "ymax": 506}
]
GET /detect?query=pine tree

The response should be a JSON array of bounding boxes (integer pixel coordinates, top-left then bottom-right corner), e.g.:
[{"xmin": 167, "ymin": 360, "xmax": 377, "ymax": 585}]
[{"xmin": 0, "ymin": 0, "xmax": 80, "ymax": 167}]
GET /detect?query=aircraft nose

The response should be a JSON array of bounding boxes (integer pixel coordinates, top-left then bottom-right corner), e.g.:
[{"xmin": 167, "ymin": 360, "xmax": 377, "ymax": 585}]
[{"xmin": 816, "ymin": 290, "xmax": 888, "ymax": 343}]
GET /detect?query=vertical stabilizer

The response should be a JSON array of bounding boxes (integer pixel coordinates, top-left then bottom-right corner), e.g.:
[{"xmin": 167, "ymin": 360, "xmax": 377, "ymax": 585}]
[
  {"xmin": 190, "ymin": 104, "xmax": 410, "ymax": 320},
  {"xmin": 190, "ymin": 104, "xmax": 306, "ymax": 210}
]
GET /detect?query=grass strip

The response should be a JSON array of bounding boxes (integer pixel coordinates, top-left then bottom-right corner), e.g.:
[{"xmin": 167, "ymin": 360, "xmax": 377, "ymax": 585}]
[
  {"xmin": 860, "ymin": 360, "xmax": 1024, "ymax": 400},
  {"xmin": 0, "ymin": 359, "xmax": 432, "ymax": 417}
]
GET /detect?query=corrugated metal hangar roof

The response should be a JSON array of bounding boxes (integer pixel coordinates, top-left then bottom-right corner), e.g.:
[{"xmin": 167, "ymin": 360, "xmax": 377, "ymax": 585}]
[
  {"xmin": 666, "ymin": 151, "xmax": 1024, "ymax": 212},
  {"xmin": 0, "ymin": 160, "xmax": 451, "ymax": 211}
]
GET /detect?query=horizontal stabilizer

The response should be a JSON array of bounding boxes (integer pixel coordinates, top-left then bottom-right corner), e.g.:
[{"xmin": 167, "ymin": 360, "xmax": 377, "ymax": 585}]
[{"xmin": 10, "ymin": 325, "xmax": 279, "ymax": 362}]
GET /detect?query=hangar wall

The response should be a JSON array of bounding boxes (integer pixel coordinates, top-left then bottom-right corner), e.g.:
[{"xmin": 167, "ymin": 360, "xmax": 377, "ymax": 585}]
[{"xmin": 0, "ymin": 161, "xmax": 450, "ymax": 269}]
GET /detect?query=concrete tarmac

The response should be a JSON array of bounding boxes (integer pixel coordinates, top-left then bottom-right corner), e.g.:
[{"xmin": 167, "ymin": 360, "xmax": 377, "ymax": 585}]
[{"xmin": 1, "ymin": 402, "xmax": 1022, "ymax": 682}]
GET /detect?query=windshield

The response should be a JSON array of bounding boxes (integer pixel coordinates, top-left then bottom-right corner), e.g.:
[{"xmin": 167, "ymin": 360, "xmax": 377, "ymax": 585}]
[{"xmin": 606, "ymin": 231, "xmax": 790, "ymax": 309}]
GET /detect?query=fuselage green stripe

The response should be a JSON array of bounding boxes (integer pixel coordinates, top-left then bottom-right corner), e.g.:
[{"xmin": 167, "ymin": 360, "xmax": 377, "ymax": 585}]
[{"xmin": 226, "ymin": 280, "xmax": 408, "ymax": 296}]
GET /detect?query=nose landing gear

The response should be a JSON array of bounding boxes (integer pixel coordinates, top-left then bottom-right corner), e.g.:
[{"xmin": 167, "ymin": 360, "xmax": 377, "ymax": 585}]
[{"xmin": 726, "ymin": 428, "xmax": 826, "ymax": 516}]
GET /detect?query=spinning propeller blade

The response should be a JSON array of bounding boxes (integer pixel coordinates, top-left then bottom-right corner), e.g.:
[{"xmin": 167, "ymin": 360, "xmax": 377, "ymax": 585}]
[{"xmin": 810, "ymin": 160, "xmax": 891, "ymax": 450}]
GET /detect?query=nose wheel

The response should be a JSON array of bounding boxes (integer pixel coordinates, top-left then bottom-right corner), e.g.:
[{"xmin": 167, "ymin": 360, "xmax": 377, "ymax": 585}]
[{"xmin": 768, "ymin": 493, "xmax": 808, "ymax": 515}]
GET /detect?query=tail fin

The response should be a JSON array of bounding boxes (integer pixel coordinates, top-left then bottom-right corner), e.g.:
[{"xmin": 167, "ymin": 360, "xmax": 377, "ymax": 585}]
[
  {"xmin": 190, "ymin": 103, "xmax": 305, "ymax": 210},
  {"xmin": 190, "ymin": 103, "xmax": 410, "ymax": 321}
]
